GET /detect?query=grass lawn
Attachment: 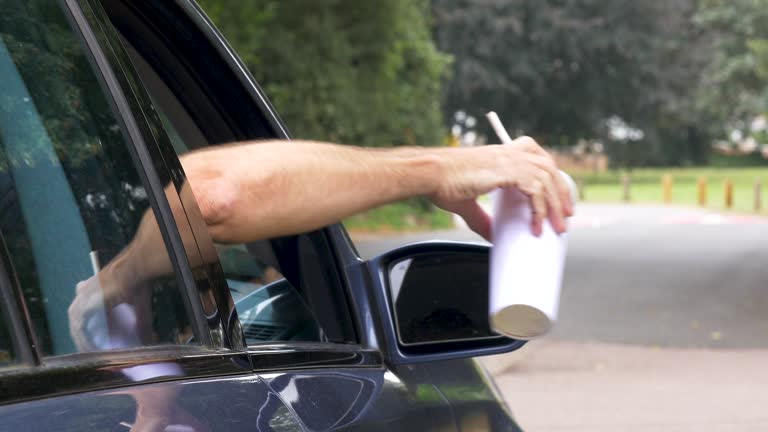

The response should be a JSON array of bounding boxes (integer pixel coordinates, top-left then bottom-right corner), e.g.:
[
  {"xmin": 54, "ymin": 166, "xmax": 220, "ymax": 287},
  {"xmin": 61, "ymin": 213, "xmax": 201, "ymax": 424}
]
[
  {"xmin": 573, "ymin": 167, "xmax": 768, "ymax": 214},
  {"xmin": 344, "ymin": 166, "xmax": 768, "ymax": 234},
  {"xmin": 343, "ymin": 201, "xmax": 454, "ymax": 233}
]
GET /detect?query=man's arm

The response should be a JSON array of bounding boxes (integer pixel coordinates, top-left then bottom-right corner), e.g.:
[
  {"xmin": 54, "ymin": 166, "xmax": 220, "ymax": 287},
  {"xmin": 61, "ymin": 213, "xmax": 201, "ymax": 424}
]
[
  {"xmin": 181, "ymin": 137, "xmax": 573, "ymax": 244},
  {"xmin": 69, "ymin": 136, "xmax": 571, "ymax": 347}
]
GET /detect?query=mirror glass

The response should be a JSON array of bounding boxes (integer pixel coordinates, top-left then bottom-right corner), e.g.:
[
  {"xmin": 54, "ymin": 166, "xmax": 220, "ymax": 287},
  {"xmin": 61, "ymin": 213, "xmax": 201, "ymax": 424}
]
[{"xmin": 389, "ymin": 252, "xmax": 502, "ymax": 346}]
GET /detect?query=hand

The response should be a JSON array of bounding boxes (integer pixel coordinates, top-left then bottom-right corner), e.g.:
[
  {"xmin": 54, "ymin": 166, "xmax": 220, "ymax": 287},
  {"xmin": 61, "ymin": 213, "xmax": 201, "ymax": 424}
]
[
  {"xmin": 431, "ymin": 136, "xmax": 574, "ymax": 240},
  {"xmin": 68, "ymin": 275, "xmax": 106, "ymax": 352},
  {"xmin": 68, "ymin": 263, "xmax": 133, "ymax": 352}
]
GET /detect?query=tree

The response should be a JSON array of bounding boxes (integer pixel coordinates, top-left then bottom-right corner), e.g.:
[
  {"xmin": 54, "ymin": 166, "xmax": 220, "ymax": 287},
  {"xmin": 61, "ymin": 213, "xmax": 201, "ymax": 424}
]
[
  {"xmin": 432, "ymin": 0, "xmax": 715, "ymax": 166},
  {"xmin": 695, "ymin": 0, "xmax": 768, "ymax": 137},
  {"xmin": 198, "ymin": 0, "xmax": 450, "ymax": 148}
]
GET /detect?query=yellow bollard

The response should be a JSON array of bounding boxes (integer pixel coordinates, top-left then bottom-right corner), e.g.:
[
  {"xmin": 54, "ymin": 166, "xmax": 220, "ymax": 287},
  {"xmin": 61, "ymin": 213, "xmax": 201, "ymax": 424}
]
[
  {"xmin": 697, "ymin": 177, "xmax": 707, "ymax": 207},
  {"xmin": 622, "ymin": 174, "xmax": 631, "ymax": 202},
  {"xmin": 724, "ymin": 180, "xmax": 734, "ymax": 209},
  {"xmin": 755, "ymin": 179, "xmax": 762, "ymax": 213},
  {"xmin": 662, "ymin": 174, "xmax": 673, "ymax": 204}
]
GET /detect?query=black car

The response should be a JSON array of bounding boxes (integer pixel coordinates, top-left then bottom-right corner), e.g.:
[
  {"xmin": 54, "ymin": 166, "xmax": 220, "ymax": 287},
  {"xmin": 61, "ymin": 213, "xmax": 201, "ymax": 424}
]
[{"xmin": 0, "ymin": 1, "xmax": 526, "ymax": 430}]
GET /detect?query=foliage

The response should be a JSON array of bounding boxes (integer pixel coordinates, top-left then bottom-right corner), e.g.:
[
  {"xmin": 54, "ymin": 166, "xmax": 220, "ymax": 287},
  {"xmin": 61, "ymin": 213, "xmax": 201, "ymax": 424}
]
[
  {"xmin": 431, "ymin": 0, "xmax": 716, "ymax": 166},
  {"xmin": 694, "ymin": 0, "xmax": 768, "ymax": 132},
  {"xmin": 198, "ymin": 0, "xmax": 768, "ymax": 169},
  {"xmin": 198, "ymin": 0, "xmax": 450, "ymax": 148},
  {"xmin": 343, "ymin": 201, "xmax": 454, "ymax": 232}
]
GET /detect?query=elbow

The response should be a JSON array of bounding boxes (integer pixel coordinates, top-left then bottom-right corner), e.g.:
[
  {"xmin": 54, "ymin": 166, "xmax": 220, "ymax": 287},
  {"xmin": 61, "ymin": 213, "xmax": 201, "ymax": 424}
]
[
  {"xmin": 183, "ymin": 161, "xmax": 241, "ymax": 239},
  {"xmin": 194, "ymin": 176, "xmax": 239, "ymax": 228}
]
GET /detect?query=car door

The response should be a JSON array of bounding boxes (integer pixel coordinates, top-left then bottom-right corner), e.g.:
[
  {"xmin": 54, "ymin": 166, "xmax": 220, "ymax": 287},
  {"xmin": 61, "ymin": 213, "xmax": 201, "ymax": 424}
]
[
  {"xmin": 0, "ymin": 0, "xmax": 305, "ymax": 430},
  {"xmin": 93, "ymin": 0, "xmax": 461, "ymax": 431}
]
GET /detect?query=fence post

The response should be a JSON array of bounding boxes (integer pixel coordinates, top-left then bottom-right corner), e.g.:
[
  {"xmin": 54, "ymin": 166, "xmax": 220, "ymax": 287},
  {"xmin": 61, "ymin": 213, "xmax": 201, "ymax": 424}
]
[
  {"xmin": 622, "ymin": 174, "xmax": 631, "ymax": 202},
  {"xmin": 697, "ymin": 177, "xmax": 707, "ymax": 207},
  {"xmin": 662, "ymin": 174, "xmax": 673, "ymax": 204},
  {"xmin": 724, "ymin": 179, "xmax": 734, "ymax": 209},
  {"xmin": 576, "ymin": 178, "xmax": 585, "ymax": 201},
  {"xmin": 755, "ymin": 179, "xmax": 762, "ymax": 213}
]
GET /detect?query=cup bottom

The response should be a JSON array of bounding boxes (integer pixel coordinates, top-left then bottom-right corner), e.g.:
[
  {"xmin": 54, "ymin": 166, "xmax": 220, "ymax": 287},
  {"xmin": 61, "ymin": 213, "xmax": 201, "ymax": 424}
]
[{"xmin": 491, "ymin": 305, "xmax": 552, "ymax": 340}]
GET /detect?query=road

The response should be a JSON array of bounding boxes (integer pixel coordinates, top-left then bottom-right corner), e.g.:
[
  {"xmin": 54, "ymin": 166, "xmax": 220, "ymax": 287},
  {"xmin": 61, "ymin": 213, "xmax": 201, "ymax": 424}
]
[
  {"xmin": 352, "ymin": 203, "xmax": 768, "ymax": 349},
  {"xmin": 351, "ymin": 203, "xmax": 768, "ymax": 431}
]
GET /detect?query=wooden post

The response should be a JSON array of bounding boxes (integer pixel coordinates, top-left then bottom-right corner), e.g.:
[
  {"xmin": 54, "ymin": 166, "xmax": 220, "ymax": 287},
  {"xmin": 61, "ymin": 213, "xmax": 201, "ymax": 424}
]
[
  {"xmin": 576, "ymin": 178, "xmax": 585, "ymax": 201},
  {"xmin": 755, "ymin": 179, "xmax": 762, "ymax": 213},
  {"xmin": 697, "ymin": 177, "xmax": 707, "ymax": 207},
  {"xmin": 622, "ymin": 174, "xmax": 631, "ymax": 202},
  {"xmin": 724, "ymin": 179, "xmax": 734, "ymax": 209},
  {"xmin": 662, "ymin": 174, "xmax": 673, "ymax": 204}
]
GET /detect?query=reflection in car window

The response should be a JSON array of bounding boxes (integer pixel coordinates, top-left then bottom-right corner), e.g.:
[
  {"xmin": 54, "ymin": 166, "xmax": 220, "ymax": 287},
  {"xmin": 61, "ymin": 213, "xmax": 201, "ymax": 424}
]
[{"xmin": 0, "ymin": 0, "xmax": 194, "ymax": 356}]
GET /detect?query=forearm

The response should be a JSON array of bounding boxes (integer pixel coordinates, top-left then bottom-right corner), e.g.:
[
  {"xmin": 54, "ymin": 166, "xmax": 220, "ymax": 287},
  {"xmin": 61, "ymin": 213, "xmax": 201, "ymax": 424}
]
[{"xmin": 180, "ymin": 140, "xmax": 445, "ymax": 243}]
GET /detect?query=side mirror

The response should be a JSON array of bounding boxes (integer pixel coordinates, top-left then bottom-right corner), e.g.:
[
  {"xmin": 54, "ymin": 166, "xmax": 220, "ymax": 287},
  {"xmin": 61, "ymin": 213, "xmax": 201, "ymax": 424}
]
[{"xmin": 367, "ymin": 241, "xmax": 526, "ymax": 364}]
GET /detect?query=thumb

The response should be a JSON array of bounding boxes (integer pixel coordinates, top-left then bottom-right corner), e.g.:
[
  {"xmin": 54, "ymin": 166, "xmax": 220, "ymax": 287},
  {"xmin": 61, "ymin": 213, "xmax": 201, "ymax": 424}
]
[{"xmin": 453, "ymin": 199, "xmax": 492, "ymax": 242}]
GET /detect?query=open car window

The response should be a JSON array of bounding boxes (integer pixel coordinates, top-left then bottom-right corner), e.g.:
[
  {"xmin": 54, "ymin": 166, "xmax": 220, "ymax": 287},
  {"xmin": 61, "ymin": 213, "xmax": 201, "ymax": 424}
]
[{"xmin": 104, "ymin": 1, "xmax": 357, "ymax": 344}]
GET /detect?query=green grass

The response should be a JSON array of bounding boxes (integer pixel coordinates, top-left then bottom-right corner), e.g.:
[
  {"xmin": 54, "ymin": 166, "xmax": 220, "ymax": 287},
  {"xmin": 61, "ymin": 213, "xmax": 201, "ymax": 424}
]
[
  {"xmin": 574, "ymin": 167, "xmax": 768, "ymax": 214},
  {"xmin": 343, "ymin": 202, "xmax": 454, "ymax": 233},
  {"xmin": 344, "ymin": 167, "xmax": 768, "ymax": 234}
]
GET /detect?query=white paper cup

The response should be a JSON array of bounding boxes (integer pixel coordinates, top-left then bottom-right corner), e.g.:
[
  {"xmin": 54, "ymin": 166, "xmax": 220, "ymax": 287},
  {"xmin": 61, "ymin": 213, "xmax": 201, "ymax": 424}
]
[{"xmin": 489, "ymin": 172, "xmax": 575, "ymax": 339}]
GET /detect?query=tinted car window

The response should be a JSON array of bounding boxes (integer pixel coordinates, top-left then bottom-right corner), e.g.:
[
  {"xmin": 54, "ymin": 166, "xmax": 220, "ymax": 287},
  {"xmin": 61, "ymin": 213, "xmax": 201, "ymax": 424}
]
[{"xmin": 0, "ymin": 0, "xmax": 194, "ymax": 356}]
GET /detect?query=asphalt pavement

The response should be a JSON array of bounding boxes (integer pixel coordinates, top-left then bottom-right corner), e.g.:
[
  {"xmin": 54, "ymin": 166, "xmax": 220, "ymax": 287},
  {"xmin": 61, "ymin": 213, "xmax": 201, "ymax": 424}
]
[{"xmin": 351, "ymin": 203, "xmax": 768, "ymax": 349}]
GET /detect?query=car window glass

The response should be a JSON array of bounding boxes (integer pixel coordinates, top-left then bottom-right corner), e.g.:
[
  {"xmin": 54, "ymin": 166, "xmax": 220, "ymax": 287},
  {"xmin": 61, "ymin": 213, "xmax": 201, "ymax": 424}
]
[{"xmin": 0, "ymin": 0, "xmax": 195, "ymax": 357}]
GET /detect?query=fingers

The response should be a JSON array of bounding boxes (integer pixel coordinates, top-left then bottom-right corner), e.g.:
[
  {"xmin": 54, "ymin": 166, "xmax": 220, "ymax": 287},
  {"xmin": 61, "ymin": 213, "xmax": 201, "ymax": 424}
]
[
  {"xmin": 507, "ymin": 135, "xmax": 549, "ymax": 157},
  {"xmin": 434, "ymin": 134, "xmax": 570, "ymax": 237},
  {"xmin": 526, "ymin": 154, "xmax": 571, "ymax": 229},
  {"xmin": 539, "ymin": 170, "xmax": 566, "ymax": 234},
  {"xmin": 530, "ymin": 187, "xmax": 547, "ymax": 237},
  {"xmin": 69, "ymin": 276, "xmax": 105, "ymax": 353},
  {"xmin": 507, "ymin": 136, "xmax": 573, "ymax": 225},
  {"xmin": 534, "ymin": 154, "xmax": 574, "ymax": 217},
  {"xmin": 496, "ymin": 153, "xmax": 567, "ymax": 236},
  {"xmin": 453, "ymin": 199, "xmax": 493, "ymax": 241},
  {"xmin": 510, "ymin": 138, "xmax": 573, "ymax": 214}
]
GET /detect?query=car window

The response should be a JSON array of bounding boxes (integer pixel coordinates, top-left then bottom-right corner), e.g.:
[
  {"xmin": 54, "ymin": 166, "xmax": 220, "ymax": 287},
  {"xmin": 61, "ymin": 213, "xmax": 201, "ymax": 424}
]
[
  {"xmin": 112, "ymin": 17, "xmax": 356, "ymax": 345},
  {"xmin": 146, "ymin": 76, "xmax": 327, "ymax": 344},
  {"xmin": 0, "ymin": 0, "xmax": 195, "ymax": 357}
]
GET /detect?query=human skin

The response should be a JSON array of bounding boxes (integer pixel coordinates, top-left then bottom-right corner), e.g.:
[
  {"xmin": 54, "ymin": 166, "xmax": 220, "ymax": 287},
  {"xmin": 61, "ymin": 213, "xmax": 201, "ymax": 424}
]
[{"xmin": 181, "ymin": 136, "xmax": 572, "ymax": 244}]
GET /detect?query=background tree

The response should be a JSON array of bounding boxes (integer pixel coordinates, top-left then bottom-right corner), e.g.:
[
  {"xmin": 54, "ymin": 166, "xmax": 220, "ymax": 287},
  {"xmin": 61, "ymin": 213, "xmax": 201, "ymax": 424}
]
[
  {"xmin": 198, "ymin": 0, "xmax": 450, "ymax": 148},
  {"xmin": 432, "ymin": 0, "xmax": 715, "ymax": 167},
  {"xmin": 695, "ymin": 0, "xmax": 768, "ymax": 141}
]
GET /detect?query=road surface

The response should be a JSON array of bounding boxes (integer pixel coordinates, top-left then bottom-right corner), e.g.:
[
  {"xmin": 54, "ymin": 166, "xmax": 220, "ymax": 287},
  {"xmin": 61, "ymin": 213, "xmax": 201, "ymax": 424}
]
[
  {"xmin": 351, "ymin": 203, "xmax": 768, "ymax": 349},
  {"xmin": 351, "ymin": 203, "xmax": 768, "ymax": 430}
]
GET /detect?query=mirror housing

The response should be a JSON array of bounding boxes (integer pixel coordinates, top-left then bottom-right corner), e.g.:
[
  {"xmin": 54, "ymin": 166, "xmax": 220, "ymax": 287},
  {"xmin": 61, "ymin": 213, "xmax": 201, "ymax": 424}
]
[{"xmin": 367, "ymin": 241, "xmax": 526, "ymax": 364}]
